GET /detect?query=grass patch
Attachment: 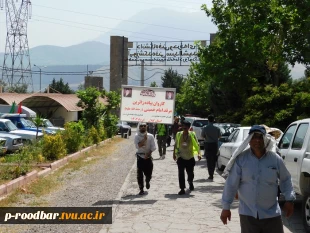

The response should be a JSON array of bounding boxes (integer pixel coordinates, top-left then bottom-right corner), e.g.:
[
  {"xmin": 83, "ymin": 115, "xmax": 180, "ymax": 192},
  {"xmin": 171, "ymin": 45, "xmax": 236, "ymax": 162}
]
[{"xmin": 0, "ymin": 137, "xmax": 124, "ymax": 207}]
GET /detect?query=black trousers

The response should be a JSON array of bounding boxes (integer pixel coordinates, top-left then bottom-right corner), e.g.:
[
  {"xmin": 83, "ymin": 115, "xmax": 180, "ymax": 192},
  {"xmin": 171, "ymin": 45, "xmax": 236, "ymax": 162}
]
[
  {"xmin": 157, "ymin": 135, "xmax": 167, "ymax": 156},
  {"xmin": 177, "ymin": 157, "xmax": 195, "ymax": 189},
  {"xmin": 204, "ymin": 142, "xmax": 218, "ymax": 178},
  {"xmin": 137, "ymin": 156, "xmax": 153, "ymax": 190},
  {"xmin": 240, "ymin": 215, "xmax": 284, "ymax": 233}
]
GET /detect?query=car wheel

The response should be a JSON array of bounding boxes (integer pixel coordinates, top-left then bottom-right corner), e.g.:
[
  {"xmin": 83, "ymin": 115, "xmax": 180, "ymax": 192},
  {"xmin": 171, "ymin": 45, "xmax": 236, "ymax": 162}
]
[
  {"xmin": 303, "ymin": 193, "xmax": 310, "ymax": 233},
  {"xmin": 129, "ymin": 130, "xmax": 131, "ymax": 136},
  {"xmin": 217, "ymin": 157, "xmax": 225, "ymax": 171}
]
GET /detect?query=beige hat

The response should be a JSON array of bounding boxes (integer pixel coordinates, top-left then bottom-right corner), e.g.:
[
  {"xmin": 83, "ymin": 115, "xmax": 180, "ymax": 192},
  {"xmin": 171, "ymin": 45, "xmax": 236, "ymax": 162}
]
[{"xmin": 260, "ymin": 124, "xmax": 282, "ymax": 139}]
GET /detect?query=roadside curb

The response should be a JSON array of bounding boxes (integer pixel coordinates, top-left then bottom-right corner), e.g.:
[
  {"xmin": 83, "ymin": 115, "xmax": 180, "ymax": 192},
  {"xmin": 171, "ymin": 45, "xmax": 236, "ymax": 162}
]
[{"xmin": 0, "ymin": 138, "xmax": 113, "ymax": 198}]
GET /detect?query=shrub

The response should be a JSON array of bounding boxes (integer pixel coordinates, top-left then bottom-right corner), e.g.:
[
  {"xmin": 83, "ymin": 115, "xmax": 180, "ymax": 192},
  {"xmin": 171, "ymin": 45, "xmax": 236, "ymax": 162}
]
[
  {"xmin": 103, "ymin": 114, "xmax": 118, "ymax": 138},
  {"xmin": 63, "ymin": 121, "xmax": 85, "ymax": 153},
  {"xmin": 87, "ymin": 126, "xmax": 101, "ymax": 145},
  {"xmin": 42, "ymin": 133, "xmax": 66, "ymax": 161}
]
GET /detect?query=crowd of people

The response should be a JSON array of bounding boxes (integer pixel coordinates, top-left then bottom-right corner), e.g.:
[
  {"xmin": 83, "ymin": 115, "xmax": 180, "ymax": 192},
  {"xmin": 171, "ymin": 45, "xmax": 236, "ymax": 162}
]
[{"xmin": 133, "ymin": 116, "xmax": 295, "ymax": 233}]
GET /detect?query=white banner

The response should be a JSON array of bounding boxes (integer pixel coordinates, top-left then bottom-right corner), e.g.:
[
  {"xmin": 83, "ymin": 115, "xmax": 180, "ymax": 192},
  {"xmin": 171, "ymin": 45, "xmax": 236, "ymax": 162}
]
[{"xmin": 120, "ymin": 86, "xmax": 176, "ymax": 124}]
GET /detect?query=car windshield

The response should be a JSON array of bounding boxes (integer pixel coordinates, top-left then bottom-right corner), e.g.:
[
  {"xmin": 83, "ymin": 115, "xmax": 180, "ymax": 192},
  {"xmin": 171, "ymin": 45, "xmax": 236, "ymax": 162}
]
[
  {"xmin": 44, "ymin": 119, "xmax": 54, "ymax": 127},
  {"xmin": 5, "ymin": 121, "xmax": 18, "ymax": 131},
  {"xmin": 20, "ymin": 118, "xmax": 32, "ymax": 127},
  {"xmin": 193, "ymin": 120, "xmax": 208, "ymax": 127},
  {"xmin": 26, "ymin": 120, "xmax": 36, "ymax": 128}
]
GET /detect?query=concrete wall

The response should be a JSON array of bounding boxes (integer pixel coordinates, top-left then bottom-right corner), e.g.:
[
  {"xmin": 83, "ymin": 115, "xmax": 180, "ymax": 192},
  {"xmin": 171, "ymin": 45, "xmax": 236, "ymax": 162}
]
[
  {"xmin": 84, "ymin": 76, "xmax": 104, "ymax": 91},
  {"xmin": 110, "ymin": 36, "xmax": 128, "ymax": 93},
  {"xmin": 52, "ymin": 107, "xmax": 78, "ymax": 123}
]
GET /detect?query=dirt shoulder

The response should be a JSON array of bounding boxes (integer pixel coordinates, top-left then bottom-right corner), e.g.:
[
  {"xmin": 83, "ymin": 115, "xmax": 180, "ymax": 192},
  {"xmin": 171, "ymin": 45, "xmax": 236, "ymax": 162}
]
[{"xmin": 0, "ymin": 136, "xmax": 136, "ymax": 233}]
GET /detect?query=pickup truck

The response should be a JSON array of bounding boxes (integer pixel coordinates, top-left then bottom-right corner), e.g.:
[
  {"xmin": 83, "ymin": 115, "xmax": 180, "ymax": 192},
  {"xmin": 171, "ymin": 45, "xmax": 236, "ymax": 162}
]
[
  {"xmin": 0, "ymin": 119, "xmax": 43, "ymax": 143},
  {"xmin": 0, "ymin": 114, "xmax": 55, "ymax": 135},
  {"xmin": 278, "ymin": 118, "xmax": 310, "ymax": 232}
]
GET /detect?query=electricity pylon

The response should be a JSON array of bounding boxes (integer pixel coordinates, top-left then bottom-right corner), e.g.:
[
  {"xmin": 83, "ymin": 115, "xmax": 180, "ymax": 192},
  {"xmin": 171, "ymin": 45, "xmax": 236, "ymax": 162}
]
[{"xmin": 1, "ymin": 0, "xmax": 33, "ymax": 93}]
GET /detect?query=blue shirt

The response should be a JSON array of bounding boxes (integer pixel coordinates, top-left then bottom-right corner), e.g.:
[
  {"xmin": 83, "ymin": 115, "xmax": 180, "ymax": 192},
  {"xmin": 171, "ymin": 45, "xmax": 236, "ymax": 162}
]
[{"xmin": 222, "ymin": 148, "xmax": 295, "ymax": 219}]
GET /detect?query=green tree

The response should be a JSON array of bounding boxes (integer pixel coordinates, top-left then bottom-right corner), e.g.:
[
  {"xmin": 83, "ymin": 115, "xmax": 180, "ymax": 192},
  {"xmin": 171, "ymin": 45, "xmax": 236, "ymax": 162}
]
[
  {"xmin": 77, "ymin": 87, "xmax": 106, "ymax": 129},
  {"xmin": 150, "ymin": 81, "xmax": 158, "ymax": 87},
  {"xmin": 6, "ymin": 84, "xmax": 28, "ymax": 93},
  {"xmin": 161, "ymin": 68, "xmax": 184, "ymax": 93},
  {"xmin": 45, "ymin": 78, "xmax": 74, "ymax": 94},
  {"xmin": 176, "ymin": 0, "xmax": 300, "ymax": 122},
  {"xmin": 31, "ymin": 115, "xmax": 44, "ymax": 139},
  {"xmin": 101, "ymin": 90, "xmax": 121, "ymax": 137}
]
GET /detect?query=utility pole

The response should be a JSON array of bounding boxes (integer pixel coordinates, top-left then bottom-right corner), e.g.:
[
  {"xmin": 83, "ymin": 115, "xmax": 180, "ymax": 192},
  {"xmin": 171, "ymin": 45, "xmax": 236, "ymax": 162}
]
[
  {"xmin": 33, "ymin": 64, "xmax": 46, "ymax": 92},
  {"xmin": 1, "ymin": 0, "xmax": 33, "ymax": 92},
  {"xmin": 141, "ymin": 60, "xmax": 144, "ymax": 86}
]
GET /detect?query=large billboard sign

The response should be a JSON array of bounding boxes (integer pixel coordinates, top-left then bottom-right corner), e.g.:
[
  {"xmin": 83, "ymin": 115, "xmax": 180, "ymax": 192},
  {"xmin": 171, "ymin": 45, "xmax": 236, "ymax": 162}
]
[
  {"xmin": 120, "ymin": 85, "xmax": 176, "ymax": 124},
  {"xmin": 128, "ymin": 41, "xmax": 207, "ymax": 66}
]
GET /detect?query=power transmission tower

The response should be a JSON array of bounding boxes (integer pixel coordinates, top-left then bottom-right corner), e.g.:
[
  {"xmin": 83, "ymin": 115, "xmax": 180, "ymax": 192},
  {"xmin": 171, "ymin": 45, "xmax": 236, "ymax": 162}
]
[{"xmin": 1, "ymin": 0, "xmax": 33, "ymax": 92}]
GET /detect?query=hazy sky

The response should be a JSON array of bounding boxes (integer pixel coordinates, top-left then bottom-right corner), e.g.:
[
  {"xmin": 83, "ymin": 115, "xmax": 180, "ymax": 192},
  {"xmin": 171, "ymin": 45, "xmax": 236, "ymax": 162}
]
[{"xmin": 0, "ymin": 0, "xmax": 212, "ymax": 52}]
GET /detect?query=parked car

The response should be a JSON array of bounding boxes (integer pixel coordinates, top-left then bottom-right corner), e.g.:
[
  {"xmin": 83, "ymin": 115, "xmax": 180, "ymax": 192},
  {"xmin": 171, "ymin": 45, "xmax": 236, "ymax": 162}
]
[
  {"xmin": 41, "ymin": 119, "xmax": 65, "ymax": 131},
  {"xmin": 0, "ymin": 119, "xmax": 43, "ymax": 143},
  {"xmin": 0, "ymin": 133, "xmax": 23, "ymax": 153},
  {"xmin": 214, "ymin": 123, "xmax": 240, "ymax": 148},
  {"xmin": 217, "ymin": 126, "xmax": 251, "ymax": 171},
  {"xmin": 278, "ymin": 118, "xmax": 310, "ymax": 232},
  {"xmin": 117, "ymin": 121, "xmax": 131, "ymax": 138},
  {"xmin": 184, "ymin": 117, "xmax": 209, "ymax": 147},
  {"xmin": 0, "ymin": 114, "xmax": 55, "ymax": 135}
]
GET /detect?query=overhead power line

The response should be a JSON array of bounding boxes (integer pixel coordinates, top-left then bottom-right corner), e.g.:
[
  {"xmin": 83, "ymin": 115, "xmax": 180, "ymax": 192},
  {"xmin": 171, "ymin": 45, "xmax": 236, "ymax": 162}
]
[
  {"xmin": 32, "ymin": 4, "xmax": 210, "ymax": 34},
  {"xmin": 32, "ymin": 15, "xmax": 193, "ymax": 41},
  {"xmin": 31, "ymin": 18, "xmax": 156, "ymax": 41}
]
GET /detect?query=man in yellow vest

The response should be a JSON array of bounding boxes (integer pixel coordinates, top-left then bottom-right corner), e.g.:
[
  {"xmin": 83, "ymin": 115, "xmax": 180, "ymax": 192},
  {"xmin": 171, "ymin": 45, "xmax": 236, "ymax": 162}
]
[
  {"xmin": 155, "ymin": 123, "xmax": 169, "ymax": 159},
  {"xmin": 173, "ymin": 120, "xmax": 202, "ymax": 195}
]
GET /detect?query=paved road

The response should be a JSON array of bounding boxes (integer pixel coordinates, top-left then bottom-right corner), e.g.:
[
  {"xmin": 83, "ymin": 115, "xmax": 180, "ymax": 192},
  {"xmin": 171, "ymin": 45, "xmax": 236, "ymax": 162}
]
[{"xmin": 100, "ymin": 131, "xmax": 307, "ymax": 233}]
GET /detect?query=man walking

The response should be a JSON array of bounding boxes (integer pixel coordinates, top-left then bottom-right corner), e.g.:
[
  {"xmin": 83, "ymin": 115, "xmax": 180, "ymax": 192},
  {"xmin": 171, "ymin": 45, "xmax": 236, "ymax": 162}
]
[
  {"xmin": 134, "ymin": 122, "xmax": 156, "ymax": 195},
  {"xmin": 201, "ymin": 114, "xmax": 221, "ymax": 180},
  {"xmin": 220, "ymin": 125, "xmax": 295, "ymax": 233},
  {"xmin": 155, "ymin": 123, "xmax": 169, "ymax": 159},
  {"xmin": 173, "ymin": 120, "xmax": 201, "ymax": 195}
]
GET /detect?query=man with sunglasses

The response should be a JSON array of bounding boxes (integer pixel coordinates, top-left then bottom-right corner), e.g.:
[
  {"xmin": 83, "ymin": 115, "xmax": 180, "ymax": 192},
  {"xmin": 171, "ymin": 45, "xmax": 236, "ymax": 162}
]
[{"xmin": 134, "ymin": 122, "xmax": 156, "ymax": 195}]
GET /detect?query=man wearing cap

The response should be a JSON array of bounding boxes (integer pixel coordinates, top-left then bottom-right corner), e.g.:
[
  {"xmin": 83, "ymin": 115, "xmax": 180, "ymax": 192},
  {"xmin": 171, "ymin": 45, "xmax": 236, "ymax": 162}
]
[
  {"xmin": 173, "ymin": 120, "xmax": 202, "ymax": 195},
  {"xmin": 220, "ymin": 125, "xmax": 295, "ymax": 233},
  {"xmin": 134, "ymin": 122, "xmax": 156, "ymax": 195}
]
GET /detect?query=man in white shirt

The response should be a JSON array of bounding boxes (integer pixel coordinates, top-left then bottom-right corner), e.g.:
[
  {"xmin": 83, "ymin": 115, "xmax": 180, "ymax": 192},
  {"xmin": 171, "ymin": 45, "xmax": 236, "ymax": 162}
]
[{"xmin": 134, "ymin": 122, "xmax": 156, "ymax": 195}]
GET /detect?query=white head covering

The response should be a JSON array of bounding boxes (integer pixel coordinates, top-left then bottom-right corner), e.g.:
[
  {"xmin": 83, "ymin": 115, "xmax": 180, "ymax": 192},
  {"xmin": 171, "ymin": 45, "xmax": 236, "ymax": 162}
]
[{"xmin": 222, "ymin": 127, "xmax": 278, "ymax": 179}]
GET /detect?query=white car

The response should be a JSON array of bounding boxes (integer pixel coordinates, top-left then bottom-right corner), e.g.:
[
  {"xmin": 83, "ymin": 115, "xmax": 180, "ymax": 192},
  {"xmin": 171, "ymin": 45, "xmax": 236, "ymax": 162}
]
[
  {"xmin": 42, "ymin": 119, "xmax": 65, "ymax": 131},
  {"xmin": 217, "ymin": 127, "xmax": 251, "ymax": 171}
]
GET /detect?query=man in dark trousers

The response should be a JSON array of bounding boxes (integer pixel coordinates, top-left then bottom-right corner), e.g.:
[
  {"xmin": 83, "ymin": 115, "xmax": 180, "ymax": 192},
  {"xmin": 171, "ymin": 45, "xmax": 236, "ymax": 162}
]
[
  {"xmin": 155, "ymin": 123, "xmax": 169, "ymax": 159},
  {"xmin": 134, "ymin": 122, "xmax": 156, "ymax": 195},
  {"xmin": 201, "ymin": 114, "xmax": 221, "ymax": 180},
  {"xmin": 221, "ymin": 125, "xmax": 295, "ymax": 233}
]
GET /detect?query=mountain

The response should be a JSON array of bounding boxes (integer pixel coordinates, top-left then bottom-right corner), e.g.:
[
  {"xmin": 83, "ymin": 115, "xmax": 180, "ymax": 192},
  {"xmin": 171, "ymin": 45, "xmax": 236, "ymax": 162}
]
[
  {"xmin": 0, "ymin": 41, "xmax": 110, "ymax": 66},
  {"xmin": 95, "ymin": 8, "xmax": 216, "ymax": 44}
]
